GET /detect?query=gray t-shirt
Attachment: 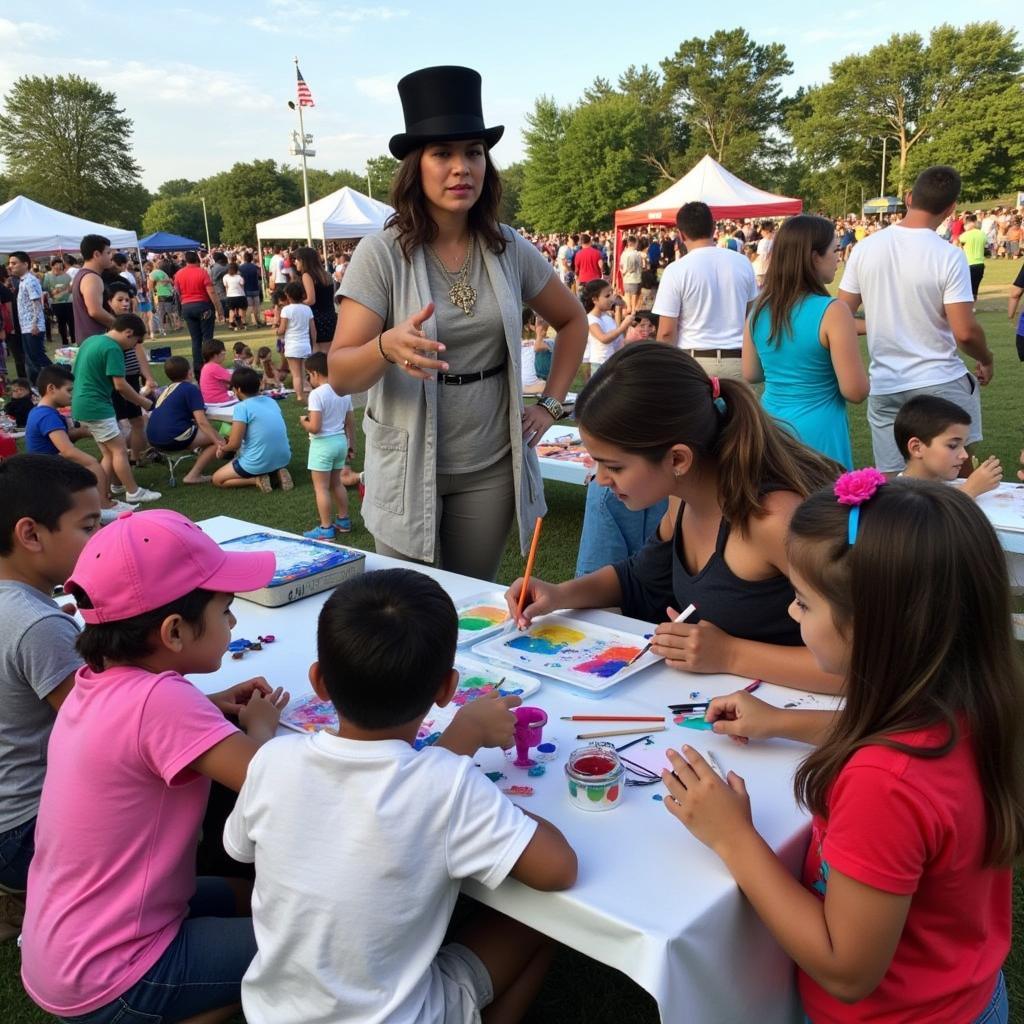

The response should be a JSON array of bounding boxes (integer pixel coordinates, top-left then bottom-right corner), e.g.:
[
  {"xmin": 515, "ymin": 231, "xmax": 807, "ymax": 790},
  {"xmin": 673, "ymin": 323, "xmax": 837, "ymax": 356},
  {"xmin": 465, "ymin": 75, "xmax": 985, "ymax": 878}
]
[
  {"xmin": 343, "ymin": 232, "xmax": 554, "ymax": 475},
  {"xmin": 209, "ymin": 262, "xmax": 229, "ymax": 301},
  {"xmin": 0, "ymin": 581, "xmax": 82, "ymax": 832}
]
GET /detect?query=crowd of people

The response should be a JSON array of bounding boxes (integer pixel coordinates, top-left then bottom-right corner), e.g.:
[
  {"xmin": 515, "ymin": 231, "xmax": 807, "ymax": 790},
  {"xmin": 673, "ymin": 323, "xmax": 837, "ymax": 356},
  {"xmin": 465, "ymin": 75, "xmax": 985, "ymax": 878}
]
[{"xmin": 0, "ymin": 57, "xmax": 1022, "ymax": 1024}]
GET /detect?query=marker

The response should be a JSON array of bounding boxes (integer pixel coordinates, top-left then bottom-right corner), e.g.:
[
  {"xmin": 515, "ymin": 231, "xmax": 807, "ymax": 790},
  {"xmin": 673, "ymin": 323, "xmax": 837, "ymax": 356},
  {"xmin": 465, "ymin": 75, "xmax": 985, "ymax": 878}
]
[{"xmin": 626, "ymin": 602, "xmax": 697, "ymax": 666}]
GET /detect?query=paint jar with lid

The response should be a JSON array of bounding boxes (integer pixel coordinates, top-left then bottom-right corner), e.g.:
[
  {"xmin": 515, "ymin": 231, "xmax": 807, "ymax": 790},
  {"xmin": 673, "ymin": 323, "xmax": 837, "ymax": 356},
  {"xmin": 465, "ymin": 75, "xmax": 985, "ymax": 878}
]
[{"xmin": 564, "ymin": 743, "xmax": 624, "ymax": 811}]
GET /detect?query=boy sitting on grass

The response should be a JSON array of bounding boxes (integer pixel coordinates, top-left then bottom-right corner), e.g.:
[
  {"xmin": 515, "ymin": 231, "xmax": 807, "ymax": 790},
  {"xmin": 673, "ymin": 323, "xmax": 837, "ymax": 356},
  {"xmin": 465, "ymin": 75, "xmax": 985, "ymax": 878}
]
[
  {"xmin": 225, "ymin": 568, "xmax": 577, "ymax": 1024},
  {"xmin": 0, "ymin": 455, "xmax": 100, "ymax": 934},
  {"xmin": 213, "ymin": 367, "xmax": 293, "ymax": 493},
  {"xmin": 3, "ymin": 378, "xmax": 35, "ymax": 427},
  {"xmin": 300, "ymin": 351, "xmax": 356, "ymax": 539},
  {"xmin": 894, "ymin": 395, "xmax": 1002, "ymax": 497},
  {"xmin": 146, "ymin": 356, "xmax": 223, "ymax": 485},
  {"xmin": 25, "ymin": 365, "xmax": 133, "ymax": 522}
]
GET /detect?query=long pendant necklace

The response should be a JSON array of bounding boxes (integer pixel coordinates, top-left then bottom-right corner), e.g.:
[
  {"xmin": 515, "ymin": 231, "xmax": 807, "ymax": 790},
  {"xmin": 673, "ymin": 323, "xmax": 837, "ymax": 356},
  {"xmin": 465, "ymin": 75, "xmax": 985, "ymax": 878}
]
[{"xmin": 428, "ymin": 235, "xmax": 476, "ymax": 316}]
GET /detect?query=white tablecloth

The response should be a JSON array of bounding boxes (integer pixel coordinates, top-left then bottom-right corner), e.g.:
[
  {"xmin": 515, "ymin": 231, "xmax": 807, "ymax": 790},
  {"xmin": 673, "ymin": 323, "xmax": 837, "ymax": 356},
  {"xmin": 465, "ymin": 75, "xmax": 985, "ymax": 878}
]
[
  {"xmin": 537, "ymin": 424, "xmax": 591, "ymax": 487},
  {"xmin": 196, "ymin": 515, "xmax": 822, "ymax": 1024}
]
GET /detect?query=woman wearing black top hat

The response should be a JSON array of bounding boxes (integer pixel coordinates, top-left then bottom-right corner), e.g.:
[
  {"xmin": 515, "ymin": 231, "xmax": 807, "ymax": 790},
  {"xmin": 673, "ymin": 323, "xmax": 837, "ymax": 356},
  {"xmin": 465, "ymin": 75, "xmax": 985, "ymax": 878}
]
[{"xmin": 330, "ymin": 65, "xmax": 587, "ymax": 581}]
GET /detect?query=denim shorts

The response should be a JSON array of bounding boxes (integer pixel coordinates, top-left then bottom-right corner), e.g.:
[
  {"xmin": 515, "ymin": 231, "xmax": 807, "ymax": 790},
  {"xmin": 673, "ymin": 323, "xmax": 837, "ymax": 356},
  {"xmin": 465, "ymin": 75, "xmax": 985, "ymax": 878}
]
[
  {"xmin": 308, "ymin": 433, "xmax": 349, "ymax": 472},
  {"xmin": 60, "ymin": 878, "xmax": 255, "ymax": 1024},
  {"xmin": 0, "ymin": 816, "xmax": 35, "ymax": 891}
]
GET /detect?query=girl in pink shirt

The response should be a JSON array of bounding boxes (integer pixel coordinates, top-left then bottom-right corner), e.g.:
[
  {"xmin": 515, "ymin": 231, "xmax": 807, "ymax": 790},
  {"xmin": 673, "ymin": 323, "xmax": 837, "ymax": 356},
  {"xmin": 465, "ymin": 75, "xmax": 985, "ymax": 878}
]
[
  {"xmin": 661, "ymin": 473, "xmax": 1021, "ymax": 1024},
  {"xmin": 20, "ymin": 510, "xmax": 290, "ymax": 1024},
  {"xmin": 199, "ymin": 338, "xmax": 234, "ymax": 405}
]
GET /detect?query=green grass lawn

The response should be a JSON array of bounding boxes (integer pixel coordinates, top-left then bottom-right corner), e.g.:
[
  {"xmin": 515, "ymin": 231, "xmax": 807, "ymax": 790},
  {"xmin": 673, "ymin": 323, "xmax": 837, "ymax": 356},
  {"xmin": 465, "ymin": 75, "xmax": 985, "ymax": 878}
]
[{"xmin": 1, "ymin": 259, "xmax": 1022, "ymax": 1021}]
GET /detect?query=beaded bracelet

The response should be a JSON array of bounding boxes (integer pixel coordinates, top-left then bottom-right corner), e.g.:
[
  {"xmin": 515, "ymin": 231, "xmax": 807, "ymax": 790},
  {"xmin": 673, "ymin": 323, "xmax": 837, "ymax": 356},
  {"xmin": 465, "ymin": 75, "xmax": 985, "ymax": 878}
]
[{"xmin": 377, "ymin": 332, "xmax": 394, "ymax": 364}]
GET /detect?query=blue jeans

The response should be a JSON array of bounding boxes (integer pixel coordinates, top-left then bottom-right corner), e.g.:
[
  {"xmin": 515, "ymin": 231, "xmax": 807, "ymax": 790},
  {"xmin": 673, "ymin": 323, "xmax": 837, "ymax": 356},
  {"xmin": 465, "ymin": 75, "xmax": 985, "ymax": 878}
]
[
  {"xmin": 0, "ymin": 816, "xmax": 35, "ymax": 891},
  {"xmin": 60, "ymin": 878, "xmax": 255, "ymax": 1024},
  {"xmin": 22, "ymin": 331, "xmax": 52, "ymax": 383},
  {"xmin": 575, "ymin": 481, "xmax": 668, "ymax": 577}
]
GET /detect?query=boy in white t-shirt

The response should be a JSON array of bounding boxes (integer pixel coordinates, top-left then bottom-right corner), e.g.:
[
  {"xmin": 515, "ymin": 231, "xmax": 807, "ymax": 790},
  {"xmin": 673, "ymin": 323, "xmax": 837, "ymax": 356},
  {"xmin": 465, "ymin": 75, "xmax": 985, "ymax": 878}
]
[
  {"xmin": 299, "ymin": 351, "xmax": 356, "ymax": 539},
  {"xmin": 277, "ymin": 281, "xmax": 316, "ymax": 404},
  {"xmin": 838, "ymin": 165, "xmax": 994, "ymax": 473},
  {"xmin": 224, "ymin": 568, "xmax": 577, "ymax": 1024}
]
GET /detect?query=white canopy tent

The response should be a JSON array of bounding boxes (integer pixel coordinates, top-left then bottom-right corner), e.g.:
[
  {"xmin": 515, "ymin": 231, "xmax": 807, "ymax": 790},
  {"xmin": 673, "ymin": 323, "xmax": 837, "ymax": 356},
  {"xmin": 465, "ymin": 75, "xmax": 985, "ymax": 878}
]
[
  {"xmin": 256, "ymin": 186, "xmax": 394, "ymax": 263},
  {"xmin": 0, "ymin": 195, "xmax": 139, "ymax": 255}
]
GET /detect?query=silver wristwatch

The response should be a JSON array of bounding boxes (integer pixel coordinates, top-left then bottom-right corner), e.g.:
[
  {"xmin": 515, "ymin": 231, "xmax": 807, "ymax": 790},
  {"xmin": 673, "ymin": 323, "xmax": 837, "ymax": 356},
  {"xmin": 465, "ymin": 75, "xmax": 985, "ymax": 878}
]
[{"xmin": 536, "ymin": 395, "xmax": 565, "ymax": 421}]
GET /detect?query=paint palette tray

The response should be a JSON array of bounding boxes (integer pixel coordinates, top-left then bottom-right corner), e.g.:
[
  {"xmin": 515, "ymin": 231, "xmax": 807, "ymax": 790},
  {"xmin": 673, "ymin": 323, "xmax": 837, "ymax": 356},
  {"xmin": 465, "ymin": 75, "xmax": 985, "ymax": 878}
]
[
  {"xmin": 280, "ymin": 655, "xmax": 540, "ymax": 737},
  {"xmin": 471, "ymin": 613, "xmax": 662, "ymax": 695},
  {"xmin": 221, "ymin": 532, "xmax": 365, "ymax": 607},
  {"xmin": 455, "ymin": 590, "xmax": 513, "ymax": 646}
]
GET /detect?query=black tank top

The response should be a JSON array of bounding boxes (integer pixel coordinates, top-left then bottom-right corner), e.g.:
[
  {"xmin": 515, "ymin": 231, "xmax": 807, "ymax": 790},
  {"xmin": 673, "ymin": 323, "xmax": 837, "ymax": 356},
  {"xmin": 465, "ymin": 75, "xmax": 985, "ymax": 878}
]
[
  {"xmin": 310, "ymin": 279, "xmax": 337, "ymax": 340},
  {"xmin": 613, "ymin": 495, "xmax": 803, "ymax": 647}
]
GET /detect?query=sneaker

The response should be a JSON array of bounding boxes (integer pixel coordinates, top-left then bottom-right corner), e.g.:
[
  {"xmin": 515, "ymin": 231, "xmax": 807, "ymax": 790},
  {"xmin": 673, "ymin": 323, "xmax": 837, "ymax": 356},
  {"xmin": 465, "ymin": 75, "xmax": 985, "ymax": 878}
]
[
  {"xmin": 334, "ymin": 516, "xmax": 352, "ymax": 533},
  {"xmin": 111, "ymin": 499, "xmax": 138, "ymax": 513},
  {"xmin": 0, "ymin": 892, "xmax": 25, "ymax": 943},
  {"xmin": 126, "ymin": 487, "xmax": 162, "ymax": 503},
  {"xmin": 255, "ymin": 474, "xmax": 273, "ymax": 494},
  {"xmin": 276, "ymin": 467, "xmax": 294, "ymax": 491},
  {"xmin": 304, "ymin": 525, "xmax": 335, "ymax": 540},
  {"xmin": 110, "ymin": 483, "xmax": 126, "ymax": 495}
]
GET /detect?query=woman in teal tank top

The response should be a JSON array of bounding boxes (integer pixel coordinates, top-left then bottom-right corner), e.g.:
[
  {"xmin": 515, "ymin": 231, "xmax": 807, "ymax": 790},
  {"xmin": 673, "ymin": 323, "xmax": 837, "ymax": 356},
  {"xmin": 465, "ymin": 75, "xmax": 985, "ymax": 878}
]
[{"xmin": 743, "ymin": 215, "xmax": 868, "ymax": 468}]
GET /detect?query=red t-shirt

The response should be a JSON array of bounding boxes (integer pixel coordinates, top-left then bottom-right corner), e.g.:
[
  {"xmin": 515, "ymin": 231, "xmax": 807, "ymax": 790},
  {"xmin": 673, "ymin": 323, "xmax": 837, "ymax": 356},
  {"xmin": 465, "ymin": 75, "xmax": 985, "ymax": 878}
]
[
  {"xmin": 173, "ymin": 266, "xmax": 213, "ymax": 305},
  {"xmin": 573, "ymin": 245, "xmax": 603, "ymax": 283},
  {"xmin": 799, "ymin": 724, "xmax": 1010, "ymax": 1024}
]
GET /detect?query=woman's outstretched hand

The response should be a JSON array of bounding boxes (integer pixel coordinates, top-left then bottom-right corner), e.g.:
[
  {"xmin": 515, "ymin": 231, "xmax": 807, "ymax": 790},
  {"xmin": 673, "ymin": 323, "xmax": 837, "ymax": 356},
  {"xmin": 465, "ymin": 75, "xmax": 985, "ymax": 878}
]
[{"xmin": 380, "ymin": 303, "xmax": 448, "ymax": 380}]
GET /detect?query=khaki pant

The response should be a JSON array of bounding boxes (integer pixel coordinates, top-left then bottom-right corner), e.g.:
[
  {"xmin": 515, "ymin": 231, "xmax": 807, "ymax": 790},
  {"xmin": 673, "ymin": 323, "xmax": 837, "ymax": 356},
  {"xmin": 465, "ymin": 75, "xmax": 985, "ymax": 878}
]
[{"xmin": 683, "ymin": 351, "xmax": 745, "ymax": 381}]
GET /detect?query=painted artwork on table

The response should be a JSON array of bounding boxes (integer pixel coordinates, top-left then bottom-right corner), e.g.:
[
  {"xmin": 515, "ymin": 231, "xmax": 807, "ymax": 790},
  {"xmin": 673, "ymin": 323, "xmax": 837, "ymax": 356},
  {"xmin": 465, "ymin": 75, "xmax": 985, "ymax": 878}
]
[
  {"xmin": 471, "ymin": 614, "xmax": 661, "ymax": 694},
  {"xmin": 220, "ymin": 532, "xmax": 362, "ymax": 586},
  {"xmin": 455, "ymin": 590, "xmax": 513, "ymax": 646}
]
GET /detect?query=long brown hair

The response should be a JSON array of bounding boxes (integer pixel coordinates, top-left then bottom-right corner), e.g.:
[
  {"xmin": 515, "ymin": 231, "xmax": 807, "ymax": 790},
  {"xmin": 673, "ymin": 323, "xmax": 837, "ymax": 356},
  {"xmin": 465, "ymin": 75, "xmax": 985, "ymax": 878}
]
[
  {"xmin": 788, "ymin": 480, "xmax": 1024, "ymax": 866},
  {"xmin": 750, "ymin": 215, "xmax": 834, "ymax": 346},
  {"xmin": 293, "ymin": 246, "xmax": 330, "ymax": 287},
  {"xmin": 387, "ymin": 144, "xmax": 507, "ymax": 261},
  {"xmin": 575, "ymin": 344, "xmax": 838, "ymax": 529}
]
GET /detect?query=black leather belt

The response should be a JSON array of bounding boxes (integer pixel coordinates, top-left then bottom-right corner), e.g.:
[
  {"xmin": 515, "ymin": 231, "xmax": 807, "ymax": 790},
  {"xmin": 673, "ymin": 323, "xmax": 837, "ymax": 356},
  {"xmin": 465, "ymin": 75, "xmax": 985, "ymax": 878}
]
[
  {"xmin": 685, "ymin": 348, "xmax": 742, "ymax": 358},
  {"xmin": 438, "ymin": 363, "xmax": 505, "ymax": 385}
]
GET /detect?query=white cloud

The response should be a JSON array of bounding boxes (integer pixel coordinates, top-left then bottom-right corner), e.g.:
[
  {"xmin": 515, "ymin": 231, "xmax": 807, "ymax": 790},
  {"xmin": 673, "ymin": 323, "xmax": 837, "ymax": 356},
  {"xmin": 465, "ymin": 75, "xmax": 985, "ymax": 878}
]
[
  {"xmin": 354, "ymin": 74, "xmax": 400, "ymax": 102},
  {"xmin": 0, "ymin": 17, "xmax": 53, "ymax": 46}
]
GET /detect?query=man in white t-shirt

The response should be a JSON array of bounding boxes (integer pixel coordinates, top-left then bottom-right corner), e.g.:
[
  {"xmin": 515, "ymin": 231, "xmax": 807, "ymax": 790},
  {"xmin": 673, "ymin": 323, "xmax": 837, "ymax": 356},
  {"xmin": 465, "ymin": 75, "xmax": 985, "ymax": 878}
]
[
  {"xmin": 268, "ymin": 246, "xmax": 287, "ymax": 289},
  {"xmin": 653, "ymin": 201, "xmax": 757, "ymax": 380},
  {"xmin": 753, "ymin": 221, "xmax": 774, "ymax": 286},
  {"xmin": 838, "ymin": 165, "xmax": 993, "ymax": 473}
]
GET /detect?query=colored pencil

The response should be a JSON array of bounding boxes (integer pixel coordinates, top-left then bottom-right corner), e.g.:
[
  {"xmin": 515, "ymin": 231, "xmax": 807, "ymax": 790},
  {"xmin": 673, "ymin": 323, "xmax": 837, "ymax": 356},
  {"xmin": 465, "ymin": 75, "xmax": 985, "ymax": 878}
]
[
  {"xmin": 514, "ymin": 516, "xmax": 544, "ymax": 626},
  {"xmin": 744, "ymin": 680, "xmax": 762, "ymax": 694},
  {"xmin": 560, "ymin": 715, "xmax": 666, "ymax": 722},
  {"xmin": 625, "ymin": 602, "xmax": 697, "ymax": 667},
  {"xmin": 576, "ymin": 725, "xmax": 668, "ymax": 740}
]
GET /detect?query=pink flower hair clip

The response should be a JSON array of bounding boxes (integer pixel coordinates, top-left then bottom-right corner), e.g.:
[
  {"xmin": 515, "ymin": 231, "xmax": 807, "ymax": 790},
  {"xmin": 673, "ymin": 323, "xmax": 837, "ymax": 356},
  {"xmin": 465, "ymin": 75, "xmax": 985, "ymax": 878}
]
[{"xmin": 833, "ymin": 467, "xmax": 886, "ymax": 545}]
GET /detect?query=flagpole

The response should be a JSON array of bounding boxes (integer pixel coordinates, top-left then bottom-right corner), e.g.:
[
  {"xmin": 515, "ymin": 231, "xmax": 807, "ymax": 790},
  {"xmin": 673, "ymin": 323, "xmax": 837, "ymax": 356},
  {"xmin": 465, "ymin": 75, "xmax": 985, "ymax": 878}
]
[{"xmin": 294, "ymin": 56, "xmax": 313, "ymax": 246}]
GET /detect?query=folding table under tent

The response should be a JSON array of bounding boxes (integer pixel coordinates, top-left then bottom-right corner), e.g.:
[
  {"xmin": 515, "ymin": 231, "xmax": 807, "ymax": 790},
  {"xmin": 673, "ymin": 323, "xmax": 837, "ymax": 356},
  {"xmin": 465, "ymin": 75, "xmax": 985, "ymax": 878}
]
[
  {"xmin": 139, "ymin": 231, "xmax": 202, "ymax": 253},
  {"xmin": 0, "ymin": 195, "xmax": 139, "ymax": 257},
  {"xmin": 255, "ymin": 186, "xmax": 395, "ymax": 265},
  {"xmin": 612, "ymin": 155, "xmax": 802, "ymax": 285}
]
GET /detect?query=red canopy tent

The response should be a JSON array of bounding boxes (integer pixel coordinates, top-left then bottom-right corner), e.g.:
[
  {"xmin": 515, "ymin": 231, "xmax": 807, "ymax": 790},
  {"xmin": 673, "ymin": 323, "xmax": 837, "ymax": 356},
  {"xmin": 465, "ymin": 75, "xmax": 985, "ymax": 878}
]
[{"xmin": 613, "ymin": 155, "xmax": 802, "ymax": 285}]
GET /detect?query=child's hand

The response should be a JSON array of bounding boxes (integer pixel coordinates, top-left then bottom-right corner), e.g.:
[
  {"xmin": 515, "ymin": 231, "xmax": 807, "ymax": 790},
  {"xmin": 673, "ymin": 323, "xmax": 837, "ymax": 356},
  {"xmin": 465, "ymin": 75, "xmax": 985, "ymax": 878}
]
[
  {"xmin": 238, "ymin": 685, "xmax": 289, "ymax": 738},
  {"xmin": 440, "ymin": 692, "xmax": 522, "ymax": 755},
  {"xmin": 505, "ymin": 577, "xmax": 562, "ymax": 630},
  {"xmin": 962, "ymin": 455, "xmax": 1001, "ymax": 497},
  {"xmin": 661, "ymin": 745, "xmax": 753, "ymax": 855},
  {"xmin": 705, "ymin": 691, "xmax": 780, "ymax": 744},
  {"xmin": 209, "ymin": 676, "xmax": 272, "ymax": 717}
]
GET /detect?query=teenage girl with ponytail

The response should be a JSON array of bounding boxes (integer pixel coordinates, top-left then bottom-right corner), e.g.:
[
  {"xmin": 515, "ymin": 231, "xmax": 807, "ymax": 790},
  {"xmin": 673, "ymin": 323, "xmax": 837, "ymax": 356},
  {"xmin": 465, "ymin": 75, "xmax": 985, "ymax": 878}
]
[{"xmin": 507, "ymin": 343, "xmax": 843, "ymax": 691}]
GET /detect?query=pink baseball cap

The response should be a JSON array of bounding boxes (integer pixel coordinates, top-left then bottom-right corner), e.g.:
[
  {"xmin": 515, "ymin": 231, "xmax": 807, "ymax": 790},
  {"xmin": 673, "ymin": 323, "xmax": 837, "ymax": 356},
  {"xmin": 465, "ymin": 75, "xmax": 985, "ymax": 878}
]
[{"xmin": 66, "ymin": 510, "xmax": 275, "ymax": 624}]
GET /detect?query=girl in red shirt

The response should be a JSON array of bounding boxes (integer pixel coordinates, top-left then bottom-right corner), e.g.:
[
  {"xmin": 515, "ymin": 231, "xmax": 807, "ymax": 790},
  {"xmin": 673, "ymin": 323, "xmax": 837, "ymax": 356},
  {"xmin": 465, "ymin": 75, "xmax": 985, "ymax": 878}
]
[{"xmin": 662, "ymin": 472, "xmax": 1022, "ymax": 1024}]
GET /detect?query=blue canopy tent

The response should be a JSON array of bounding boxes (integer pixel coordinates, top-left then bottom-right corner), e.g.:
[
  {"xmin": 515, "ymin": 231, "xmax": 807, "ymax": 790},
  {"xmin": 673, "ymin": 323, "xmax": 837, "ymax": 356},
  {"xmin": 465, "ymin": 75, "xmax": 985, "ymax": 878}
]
[{"xmin": 139, "ymin": 231, "xmax": 202, "ymax": 253}]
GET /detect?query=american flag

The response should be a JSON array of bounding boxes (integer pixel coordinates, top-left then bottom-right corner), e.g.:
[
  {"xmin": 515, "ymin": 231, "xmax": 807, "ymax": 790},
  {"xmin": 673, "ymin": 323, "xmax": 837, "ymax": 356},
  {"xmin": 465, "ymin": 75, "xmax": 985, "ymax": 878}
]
[{"xmin": 296, "ymin": 66, "xmax": 314, "ymax": 108}]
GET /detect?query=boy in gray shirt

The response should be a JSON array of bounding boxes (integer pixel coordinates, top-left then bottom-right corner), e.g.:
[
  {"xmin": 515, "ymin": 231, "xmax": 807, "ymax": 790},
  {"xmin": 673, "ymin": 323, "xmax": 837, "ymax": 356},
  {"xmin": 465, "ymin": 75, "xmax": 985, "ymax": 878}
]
[{"xmin": 0, "ymin": 455, "xmax": 101, "ymax": 936}]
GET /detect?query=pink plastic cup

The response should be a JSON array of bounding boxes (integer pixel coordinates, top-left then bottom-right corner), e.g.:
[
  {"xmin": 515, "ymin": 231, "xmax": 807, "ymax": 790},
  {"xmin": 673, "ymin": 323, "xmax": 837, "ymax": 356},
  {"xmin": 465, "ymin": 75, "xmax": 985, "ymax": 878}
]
[{"xmin": 512, "ymin": 706, "xmax": 548, "ymax": 767}]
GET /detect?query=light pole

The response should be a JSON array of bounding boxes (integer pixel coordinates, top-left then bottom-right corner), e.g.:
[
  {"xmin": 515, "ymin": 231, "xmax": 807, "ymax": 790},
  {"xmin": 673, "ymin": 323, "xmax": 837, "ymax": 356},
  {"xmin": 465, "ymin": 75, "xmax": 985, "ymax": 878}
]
[
  {"xmin": 199, "ymin": 196, "xmax": 211, "ymax": 251},
  {"xmin": 366, "ymin": 160, "xmax": 373, "ymax": 199},
  {"xmin": 880, "ymin": 136, "xmax": 888, "ymax": 197},
  {"xmin": 287, "ymin": 60, "xmax": 314, "ymax": 246}
]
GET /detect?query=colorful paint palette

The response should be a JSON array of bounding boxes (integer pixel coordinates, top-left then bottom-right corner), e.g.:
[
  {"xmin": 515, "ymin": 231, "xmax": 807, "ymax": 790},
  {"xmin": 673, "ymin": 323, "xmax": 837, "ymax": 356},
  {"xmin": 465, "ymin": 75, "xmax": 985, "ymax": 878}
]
[
  {"xmin": 471, "ymin": 613, "xmax": 662, "ymax": 694},
  {"xmin": 280, "ymin": 655, "xmax": 540, "ymax": 738},
  {"xmin": 455, "ymin": 590, "xmax": 513, "ymax": 646}
]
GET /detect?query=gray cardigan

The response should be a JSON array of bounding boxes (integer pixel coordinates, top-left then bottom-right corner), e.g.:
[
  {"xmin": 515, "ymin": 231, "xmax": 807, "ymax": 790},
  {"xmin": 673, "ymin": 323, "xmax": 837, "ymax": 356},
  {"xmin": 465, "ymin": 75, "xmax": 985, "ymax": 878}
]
[{"xmin": 344, "ymin": 224, "xmax": 550, "ymax": 563}]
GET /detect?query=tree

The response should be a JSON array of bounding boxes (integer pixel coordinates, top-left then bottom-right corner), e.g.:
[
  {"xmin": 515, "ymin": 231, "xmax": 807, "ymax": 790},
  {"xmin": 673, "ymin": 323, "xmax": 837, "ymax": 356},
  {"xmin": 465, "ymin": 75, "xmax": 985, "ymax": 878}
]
[
  {"xmin": 0, "ymin": 74, "xmax": 145, "ymax": 224},
  {"xmin": 141, "ymin": 195, "xmax": 220, "ymax": 244},
  {"xmin": 498, "ymin": 160, "xmax": 526, "ymax": 226},
  {"xmin": 791, "ymin": 22, "xmax": 1023, "ymax": 196},
  {"xmin": 366, "ymin": 155, "xmax": 399, "ymax": 200},
  {"xmin": 661, "ymin": 28, "xmax": 792, "ymax": 179},
  {"xmin": 518, "ymin": 96, "xmax": 571, "ymax": 231},
  {"xmin": 157, "ymin": 178, "xmax": 197, "ymax": 199},
  {"xmin": 196, "ymin": 160, "xmax": 301, "ymax": 244}
]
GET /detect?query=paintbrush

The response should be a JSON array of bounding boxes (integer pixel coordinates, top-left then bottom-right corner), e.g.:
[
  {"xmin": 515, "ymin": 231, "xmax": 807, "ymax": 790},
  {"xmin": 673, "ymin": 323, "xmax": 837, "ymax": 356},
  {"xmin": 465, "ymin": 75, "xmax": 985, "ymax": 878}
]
[
  {"xmin": 576, "ymin": 725, "xmax": 668, "ymax": 740},
  {"xmin": 624, "ymin": 602, "xmax": 696, "ymax": 667},
  {"xmin": 505, "ymin": 516, "xmax": 543, "ymax": 633}
]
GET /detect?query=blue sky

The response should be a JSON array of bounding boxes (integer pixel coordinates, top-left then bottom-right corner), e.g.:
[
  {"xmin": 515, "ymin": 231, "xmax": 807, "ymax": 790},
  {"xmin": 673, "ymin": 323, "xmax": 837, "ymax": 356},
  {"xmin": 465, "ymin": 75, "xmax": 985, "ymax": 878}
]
[{"xmin": 0, "ymin": 1, "xmax": 1013, "ymax": 190}]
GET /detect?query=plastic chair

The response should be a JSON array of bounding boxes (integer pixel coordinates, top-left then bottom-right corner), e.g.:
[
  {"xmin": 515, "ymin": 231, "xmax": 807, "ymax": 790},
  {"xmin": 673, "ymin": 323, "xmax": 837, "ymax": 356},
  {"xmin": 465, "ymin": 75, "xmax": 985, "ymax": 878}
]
[{"xmin": 153, "ymin": 447, "xmax": 196, "ymax": 487}]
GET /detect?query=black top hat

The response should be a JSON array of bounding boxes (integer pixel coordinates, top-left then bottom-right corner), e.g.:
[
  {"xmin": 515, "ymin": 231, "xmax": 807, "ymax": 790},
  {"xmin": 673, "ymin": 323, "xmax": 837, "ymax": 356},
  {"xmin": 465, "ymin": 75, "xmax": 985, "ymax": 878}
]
[{"xmin": 388, "ymin": 66, "xmax": 504, "ymax": 160}]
